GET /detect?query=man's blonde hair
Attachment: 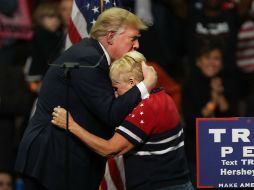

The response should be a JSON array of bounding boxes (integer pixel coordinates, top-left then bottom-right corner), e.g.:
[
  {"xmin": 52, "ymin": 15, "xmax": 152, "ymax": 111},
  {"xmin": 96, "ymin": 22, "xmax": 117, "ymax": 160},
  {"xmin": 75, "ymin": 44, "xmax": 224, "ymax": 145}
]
[
  {"xmin": 90, "ymin": 7, "xmax": 147, "ymax": 39},
  {"xmin": 109, "ymin": 51, "xmax": 146, "ymax": 83}
]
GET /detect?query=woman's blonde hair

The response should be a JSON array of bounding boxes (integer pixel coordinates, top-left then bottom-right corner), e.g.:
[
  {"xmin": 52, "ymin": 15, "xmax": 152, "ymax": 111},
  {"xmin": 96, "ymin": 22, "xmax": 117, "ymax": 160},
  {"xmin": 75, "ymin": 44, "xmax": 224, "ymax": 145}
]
[
  {"xmin": 90, "ymin": 7, "xmax": 147, "ymax": 39},
  {"xmin": 109, "ymin": 51, "xmax": 146, "ymax": 83}
]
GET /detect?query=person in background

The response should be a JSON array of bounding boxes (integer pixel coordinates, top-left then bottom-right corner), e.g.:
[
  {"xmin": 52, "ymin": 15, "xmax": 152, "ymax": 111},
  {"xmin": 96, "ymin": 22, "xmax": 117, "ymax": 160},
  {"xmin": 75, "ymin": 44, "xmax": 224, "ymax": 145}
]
[
  {"xmin": 58, "ymin": 0, "xmax": 73, "ymax": 51},
  {"xmin": 15, "ymin": 7, "xmax": 156, "ymax": 190},
  {"xmin": 187, "ymin": 0, "xmax": 253, "ymax": 73},
  {"xmin": 52, "ymin": 51, "xmax": 193, "ymax": 190},
  {"xmin": 0, "ymin": 0, "xmax": 34, "ymax": 182},
  {"xmin": 0, "ymin": 171, "xmax": 13, "ymax": 190},
  {"xmin": 59, "ymin": 0, "xmax": 73, "ymax": 33},
  {"xmin": 182, "ymin": 36, "xmax": 238, "ymax": 188},
  {"xmin": 186, "ymin": 0, "xmax": 253, "ymax": 114},
  {"xmin": 0, "ymin": 66, "xmax": 34, "ymax": 171},
  {"xmin": 24, "ymin": 2, "xmax": 63, "ymax": 94},
  {"xmin": 236, "ymin": 1, "xmax": 254, "ymax": 116}
]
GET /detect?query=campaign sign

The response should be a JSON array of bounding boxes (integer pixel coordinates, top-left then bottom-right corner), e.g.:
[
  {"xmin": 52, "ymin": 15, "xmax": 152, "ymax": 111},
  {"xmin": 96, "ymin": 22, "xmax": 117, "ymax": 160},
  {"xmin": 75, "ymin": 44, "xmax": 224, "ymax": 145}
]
[
  {"xmin": 196, "ymin": 117, "xmax": 254, "ymax": 189},
  {"xmin": 0, "ymin": 0, "xmax": 32, "ymax": 40}
]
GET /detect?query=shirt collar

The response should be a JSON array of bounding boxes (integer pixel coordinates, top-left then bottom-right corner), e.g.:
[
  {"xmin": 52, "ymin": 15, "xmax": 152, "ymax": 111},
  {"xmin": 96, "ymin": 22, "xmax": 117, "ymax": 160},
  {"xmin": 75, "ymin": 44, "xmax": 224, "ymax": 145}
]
[{"xmin": 99, "ymin": 42, "xmax": 111, "ymax": 65}]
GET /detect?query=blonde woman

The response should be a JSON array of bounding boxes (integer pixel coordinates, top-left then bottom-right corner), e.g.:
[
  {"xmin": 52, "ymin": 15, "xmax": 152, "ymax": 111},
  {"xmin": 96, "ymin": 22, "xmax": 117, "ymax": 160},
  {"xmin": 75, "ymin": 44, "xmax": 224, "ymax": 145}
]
[{"xmin": 52, "ymin": 51, "xmax": 193, "ymax": 190}]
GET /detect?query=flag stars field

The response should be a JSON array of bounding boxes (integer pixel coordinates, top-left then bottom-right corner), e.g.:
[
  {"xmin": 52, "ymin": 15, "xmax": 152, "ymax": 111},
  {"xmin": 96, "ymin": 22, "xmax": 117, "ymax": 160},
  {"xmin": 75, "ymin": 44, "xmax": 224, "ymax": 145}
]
[
  {"xmin": 86, "ymin": 3, "xmax": 90, "ymax": 10},
  {"xmin": 92, "ymin": 6, "xmax": 99, "ymax": 13},
  {"xmin": 91, "ymin": 19, "xmax": 96, "ymax": 25}
]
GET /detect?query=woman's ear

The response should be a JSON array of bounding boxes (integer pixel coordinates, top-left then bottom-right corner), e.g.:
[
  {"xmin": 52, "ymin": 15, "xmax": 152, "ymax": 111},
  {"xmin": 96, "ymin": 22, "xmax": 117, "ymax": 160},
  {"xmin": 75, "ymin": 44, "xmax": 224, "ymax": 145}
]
[{"xmin": 128, "ymin": 77, "xmax": 136, "ymax": 87}]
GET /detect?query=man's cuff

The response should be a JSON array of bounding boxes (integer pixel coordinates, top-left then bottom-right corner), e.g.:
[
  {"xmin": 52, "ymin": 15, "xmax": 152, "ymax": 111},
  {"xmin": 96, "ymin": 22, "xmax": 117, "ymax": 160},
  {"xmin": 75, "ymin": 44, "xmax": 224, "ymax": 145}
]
[{"xmin": 137, "ymin": 82, "xmax": 149, "ymax": 99}]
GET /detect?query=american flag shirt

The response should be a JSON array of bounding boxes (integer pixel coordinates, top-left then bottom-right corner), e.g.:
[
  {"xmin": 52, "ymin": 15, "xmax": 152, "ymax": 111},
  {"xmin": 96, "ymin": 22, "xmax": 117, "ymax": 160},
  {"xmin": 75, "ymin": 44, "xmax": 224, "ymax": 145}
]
[{"xmin": 116, "ymin": 89, "xmax": 190, "ymax": 189}]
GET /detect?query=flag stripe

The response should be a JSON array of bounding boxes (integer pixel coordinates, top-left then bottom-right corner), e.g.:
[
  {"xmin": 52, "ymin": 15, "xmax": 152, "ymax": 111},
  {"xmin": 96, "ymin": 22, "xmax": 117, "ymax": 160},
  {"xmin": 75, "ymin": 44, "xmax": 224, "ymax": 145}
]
[
  {"xmin": 104, "ymin": 163, "xmax": 117, "ymax": 190},
  {"xmin": 71, "ymin": 0, "xmax": 89, "ymax": 38},
  {"xmin": 108, "ymin": 158, "xmax": 125, "ymax": 190},
  {"xmin": 100, "ymin": 177, "xmax": 108, "ymax": 190},
  {"xmin": 68, "ymin": 19, "xmax": 82, "ymax": 44},
  {"xmin": 114, "ymin": 156, "xmax": 126, "ymax": 188}
]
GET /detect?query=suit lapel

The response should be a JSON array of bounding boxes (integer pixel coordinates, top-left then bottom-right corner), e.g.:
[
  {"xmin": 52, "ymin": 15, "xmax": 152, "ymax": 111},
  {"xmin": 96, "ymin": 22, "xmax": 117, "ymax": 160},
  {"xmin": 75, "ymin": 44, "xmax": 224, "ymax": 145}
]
[{"xmin": 86, "ymin": 38, "xmax": 110, "ymax": 73}]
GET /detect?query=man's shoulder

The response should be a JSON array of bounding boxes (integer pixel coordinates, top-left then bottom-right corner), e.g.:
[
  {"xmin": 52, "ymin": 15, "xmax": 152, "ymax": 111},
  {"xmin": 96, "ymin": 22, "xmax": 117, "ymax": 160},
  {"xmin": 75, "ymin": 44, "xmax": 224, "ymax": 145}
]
[
  {"xmin": 54, "ymin": 38, "xmax": 105, "ymax": 66},
  {"xmin": 65, "ymin": 38, "xmax": 102, "ymax": 57}
]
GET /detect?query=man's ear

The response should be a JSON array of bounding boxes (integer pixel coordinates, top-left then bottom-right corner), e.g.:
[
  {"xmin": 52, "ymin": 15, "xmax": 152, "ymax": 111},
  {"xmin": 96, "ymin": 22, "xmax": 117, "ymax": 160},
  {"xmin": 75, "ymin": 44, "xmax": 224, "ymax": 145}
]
[{"xmin": 106, "ymin": 31, "xmax": 115, "ymax": 45}]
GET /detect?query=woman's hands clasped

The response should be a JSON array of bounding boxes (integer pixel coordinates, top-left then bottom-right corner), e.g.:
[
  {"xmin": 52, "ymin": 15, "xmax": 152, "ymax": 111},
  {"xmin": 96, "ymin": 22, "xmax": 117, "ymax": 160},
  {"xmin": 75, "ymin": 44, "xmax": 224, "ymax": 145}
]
[{"xmin": 51, "ymin": 106, "xmax": 75, "ymax": 130}]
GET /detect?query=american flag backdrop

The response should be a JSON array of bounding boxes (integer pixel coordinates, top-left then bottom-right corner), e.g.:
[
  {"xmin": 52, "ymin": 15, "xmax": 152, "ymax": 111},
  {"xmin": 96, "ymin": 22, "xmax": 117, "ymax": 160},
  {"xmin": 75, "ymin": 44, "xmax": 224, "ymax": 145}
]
[
  {"xmin": 66, "ymin": 1, "xmax": 126, "ymax": 190},
  {"xmin": 65, "ymin": 0, "xmax": 121, "ymax": 49}
]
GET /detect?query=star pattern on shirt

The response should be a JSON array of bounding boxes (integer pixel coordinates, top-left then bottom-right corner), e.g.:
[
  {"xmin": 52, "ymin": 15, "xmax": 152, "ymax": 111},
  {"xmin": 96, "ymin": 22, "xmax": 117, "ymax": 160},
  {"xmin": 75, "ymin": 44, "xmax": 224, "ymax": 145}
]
[{"xmin": 127, "ymin": 102, "xmax": 148, "ymax": 127}]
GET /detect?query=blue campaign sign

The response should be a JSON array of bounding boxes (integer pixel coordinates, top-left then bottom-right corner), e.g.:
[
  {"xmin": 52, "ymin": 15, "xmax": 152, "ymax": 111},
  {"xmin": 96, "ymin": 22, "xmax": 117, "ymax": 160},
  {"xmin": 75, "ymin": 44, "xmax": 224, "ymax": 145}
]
[{"xmin": 196, "ymin": 117, "xmax": 254, "ymax": 188}]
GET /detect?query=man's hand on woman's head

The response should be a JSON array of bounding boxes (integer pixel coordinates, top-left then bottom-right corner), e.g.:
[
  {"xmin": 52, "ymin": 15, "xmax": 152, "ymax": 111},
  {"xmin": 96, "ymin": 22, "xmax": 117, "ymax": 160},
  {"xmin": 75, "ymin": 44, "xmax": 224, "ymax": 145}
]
[{"xmin": 141, "ymin": 62, "xmax": 157, "ymax": 92}]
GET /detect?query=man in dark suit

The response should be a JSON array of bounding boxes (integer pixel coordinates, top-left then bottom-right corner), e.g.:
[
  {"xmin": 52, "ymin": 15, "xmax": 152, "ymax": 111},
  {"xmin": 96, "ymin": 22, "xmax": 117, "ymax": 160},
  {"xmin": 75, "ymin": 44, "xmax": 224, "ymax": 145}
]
[{"xmin": 15, "ymin": 7, "xmax": 157, "ymax": 190}]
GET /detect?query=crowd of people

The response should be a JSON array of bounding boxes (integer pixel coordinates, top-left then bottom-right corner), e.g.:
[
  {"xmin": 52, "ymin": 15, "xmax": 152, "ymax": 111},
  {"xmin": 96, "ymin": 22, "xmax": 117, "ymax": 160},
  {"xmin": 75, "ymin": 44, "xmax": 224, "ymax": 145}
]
[{"xmin": 0, "ymin": 0, "xmax": 254, "ymax": 189}]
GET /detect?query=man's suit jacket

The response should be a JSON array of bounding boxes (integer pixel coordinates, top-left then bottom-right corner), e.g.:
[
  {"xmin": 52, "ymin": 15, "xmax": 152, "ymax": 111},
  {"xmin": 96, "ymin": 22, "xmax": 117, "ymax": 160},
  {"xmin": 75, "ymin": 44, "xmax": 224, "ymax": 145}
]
[{"xmin": 15, "ymin": 38, "xmax": 141, "ymax": 190}]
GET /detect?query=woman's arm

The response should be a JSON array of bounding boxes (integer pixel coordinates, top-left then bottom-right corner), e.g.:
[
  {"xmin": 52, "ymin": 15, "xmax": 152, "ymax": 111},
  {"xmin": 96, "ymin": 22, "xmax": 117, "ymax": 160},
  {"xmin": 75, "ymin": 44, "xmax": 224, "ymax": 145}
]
[{"xmin": 52, "ymin": 107, "xmax": 134, "ymax": 158}]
